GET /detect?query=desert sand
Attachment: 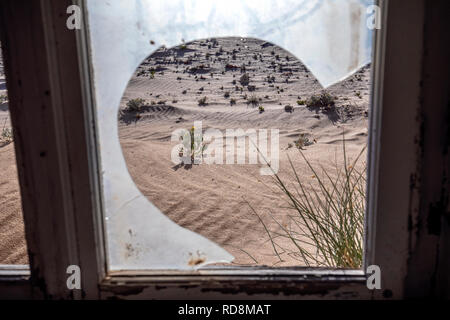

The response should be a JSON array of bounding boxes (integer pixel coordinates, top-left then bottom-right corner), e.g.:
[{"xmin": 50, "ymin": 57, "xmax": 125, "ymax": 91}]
[
  {"xmin": 0, "ymin": 37, "xmax": 369, "ymax": 266},
  {"xmin": 0, "ymin": 49, "xmax": 28, "ymax": 265}
]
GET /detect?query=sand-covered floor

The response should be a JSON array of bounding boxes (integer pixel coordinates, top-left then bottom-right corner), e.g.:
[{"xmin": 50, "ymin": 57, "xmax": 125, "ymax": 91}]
[{"xmin": 0, "ymin": 37, "xmax": 370, "ymax": 266}]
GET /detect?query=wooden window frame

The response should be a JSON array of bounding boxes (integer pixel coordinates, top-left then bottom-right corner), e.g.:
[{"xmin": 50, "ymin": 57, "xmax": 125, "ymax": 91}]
[{"xmin": 0, "ymin": 0, "xmax": 448, "ymax": 299}]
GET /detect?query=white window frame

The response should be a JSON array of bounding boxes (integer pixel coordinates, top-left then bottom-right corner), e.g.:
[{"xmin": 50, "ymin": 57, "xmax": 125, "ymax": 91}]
[{"xmin": 0, "ymin": 0, "xmax": 449, "ymax": 299}]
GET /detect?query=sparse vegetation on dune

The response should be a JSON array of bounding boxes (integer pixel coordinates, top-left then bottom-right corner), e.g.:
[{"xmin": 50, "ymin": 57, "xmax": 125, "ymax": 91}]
[{"xmin": 129, "ymin": 38, "xmax": 368, "ymax": 126}]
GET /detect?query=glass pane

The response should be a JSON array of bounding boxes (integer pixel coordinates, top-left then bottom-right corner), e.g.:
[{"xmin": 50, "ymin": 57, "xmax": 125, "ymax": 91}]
[
  {"xmin": 0, "ymin": 43, "xmax": 28, "ymax": 265},
  {"xmin": 87, "ymin": 0, "xmax": 373, "ymax": 270}
]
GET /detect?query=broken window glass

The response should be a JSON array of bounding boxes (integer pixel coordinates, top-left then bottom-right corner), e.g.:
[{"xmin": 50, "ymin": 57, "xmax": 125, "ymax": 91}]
[{"xmin": 86, "ymin": 0, "xmax": 373, "ymax": 270}]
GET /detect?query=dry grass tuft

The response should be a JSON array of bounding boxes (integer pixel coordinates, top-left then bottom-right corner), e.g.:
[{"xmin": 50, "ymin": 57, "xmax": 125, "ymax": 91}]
[{"xmin": 249, "ymin": 136, "xmax": 366, "ymax": 268}]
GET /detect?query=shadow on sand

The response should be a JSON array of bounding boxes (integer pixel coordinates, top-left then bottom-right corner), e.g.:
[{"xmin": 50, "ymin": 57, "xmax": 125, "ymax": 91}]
[{"xmin": 172, "ymin": 162, "xmax": 194, "ymax": 171}]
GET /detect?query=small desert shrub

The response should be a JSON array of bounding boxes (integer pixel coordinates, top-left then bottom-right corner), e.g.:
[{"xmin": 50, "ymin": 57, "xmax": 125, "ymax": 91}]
[
  {"xmin": 250, "ymin": 137, "xmax": 366, "ymax": 268},
  {"xmin": 266, "ymin": 75, "xmax": 275, "ymax": 83},
  {"xmin": 247, "ymin": 95, "xmax": 259, "ymax": 107},
  {"xmin": 240, "ymin": 73, "xmax": 250, "ymax": 86},
  {"xmin": 198, "ymin": 96, "xmax": 208, "ymax": 106},
  {"xmin": 258, "ymin": 105, "xmax": 265, "ymax": 113},
  {"xmin": 284, "ymin": 105, "xmax": 293, "ymax": 113},
  {"xmin": 224, "ymin": 91, "xmax": 230, "ymax": 98},
  {"xmin": 1, "ymin": 128, "xmax": 13, "ymax": 146},
  {"xmin": 126, "ymin": 98, "xmax": 146, "ymax": 112},
  {"xmin": 297, "ymin": 100, "xmax": 306, "ymax": 105},
  {"xmin": 294, "ymin": 133, "xmax": 314, "ymax": 150},
  {"xmin": 230, "ymin": 98, "xmax": 236, "ymax": 106},
  {"xmin": 306, "ymin": 92, "xmax": 335, "ymax": 110},
  {"xmin": 179, "ymin": 126, "xmax": 208, "ymax": 164},
  {"xmin": 0, "ymin": 119, "xmax": 13, "ymax": 146},
  {"xmin": 0, "ymin": 94, "xmax": 8, "ymax": 104}
]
